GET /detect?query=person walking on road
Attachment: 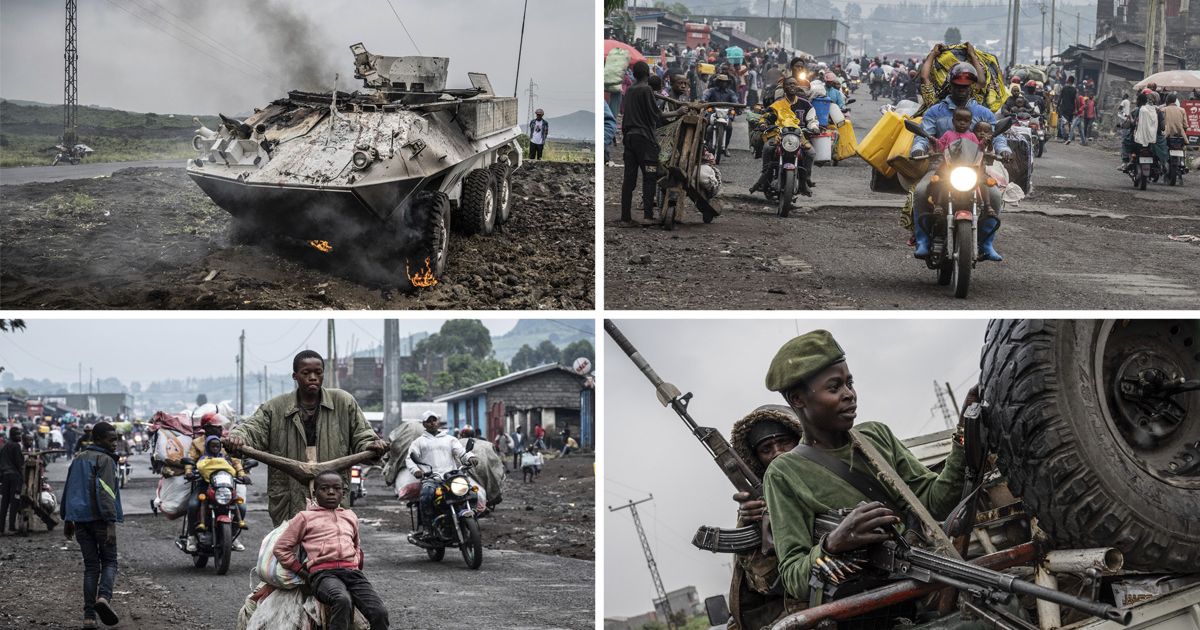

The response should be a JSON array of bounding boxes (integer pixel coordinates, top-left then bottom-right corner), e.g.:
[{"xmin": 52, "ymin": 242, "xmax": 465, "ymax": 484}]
[
  {"xmin": 225, "ymin": 350, "xmax": 387, "ymax": 527},
  {"xmin": 62, "ymin": 421, "xmax": 123, "ymax": 628},
  {"xmin": 509, "ymin": 426, "xmax": 526, "ymax": 471},
  {"xmin": 0, "ymin": 427, "xmax": 24, "ymax": 534},
  {"xmin": 1058, "ymin": 76, "xmax": 1078, "ymax": 143},
  {"xmin": 528, "ymin": 109, "xmax": 549, "ymax": 160}
]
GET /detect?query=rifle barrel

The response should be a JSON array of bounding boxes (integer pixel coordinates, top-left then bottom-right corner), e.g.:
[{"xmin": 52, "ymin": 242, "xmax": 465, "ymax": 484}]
[{"xmin": 604, "ymin": 319, "xmax": 665, "ymax": 389}]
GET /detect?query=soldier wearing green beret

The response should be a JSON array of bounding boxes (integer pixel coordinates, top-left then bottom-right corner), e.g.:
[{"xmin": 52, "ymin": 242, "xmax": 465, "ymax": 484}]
[{"xmin": 761, "ymin": 330, "xmax": 975, "ymax": 623}]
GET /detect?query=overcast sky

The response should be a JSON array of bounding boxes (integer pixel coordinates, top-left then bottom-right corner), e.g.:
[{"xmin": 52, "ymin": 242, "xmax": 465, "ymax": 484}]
[
  {"xmin": 0, "ymin": 318, "xmax": 525, "ymax": 386},
  {"xmin": 1, "ymin": 0, "xmax": 594, "ymax": 119},
  {"xmin": 603, "ymin": 318, "xmax": 989, "ymax": 618}
]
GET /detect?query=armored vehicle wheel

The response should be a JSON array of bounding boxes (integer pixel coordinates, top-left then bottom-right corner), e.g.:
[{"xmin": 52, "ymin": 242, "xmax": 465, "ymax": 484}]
[
  {"xmin": 400, "ymin": 191, "xmax": 451, "ymax": 282},
  {"xmin": 490, "ymin": 164, "xmax": 513, "ymax": 225},
  {"xmin": 456, "ymin": 168, "xmax": 497, "ymax": 235},
  {"xmin": 979, "ymin": 319, "xmax": 1200, "ymax": 573}
]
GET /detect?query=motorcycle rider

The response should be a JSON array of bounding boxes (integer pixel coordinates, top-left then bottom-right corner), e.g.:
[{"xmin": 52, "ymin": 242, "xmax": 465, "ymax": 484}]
[
  {"xmin": 406, "ymin": 411, "xmax": 477, "ymax": 540},
  {"xmin": 1123, "ymin": 90, "xmax": 1165, "ymax": 174},
  {"xmin": 823, "ymin": 72, "xmax": 847, "ymax": 110},
  {"xmin": 750, "ymin": 77, "xmax": 819, "ymax": 197},
  {"xmin": 74, "ymin": 424, "xmax": 95, "ymax": 455},
  {"xmin": 703, "ymin": 74, "xmax": 740, "ymax": 155},
  {"xmin": 910, "ymin": 62, "xmax": 1011, "ymax": 261},
  {"xmin": 184, "ymin": 435, "xmax": 249, "ymax": 553}
]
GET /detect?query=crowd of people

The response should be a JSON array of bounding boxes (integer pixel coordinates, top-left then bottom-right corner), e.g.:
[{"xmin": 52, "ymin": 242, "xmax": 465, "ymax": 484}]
[{"xmin": 492, "ymin": 423, "xmax": 579, "ymax": 484}]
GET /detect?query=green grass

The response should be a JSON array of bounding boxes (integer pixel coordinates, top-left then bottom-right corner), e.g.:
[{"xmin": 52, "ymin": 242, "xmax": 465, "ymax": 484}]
[
  {"xmin": 0, "ymin": 99, "xmax": 217, "ymax": 167},
  {"xmin": 517, "ymin": 134, "xmax": 595, "ymax": 163}
]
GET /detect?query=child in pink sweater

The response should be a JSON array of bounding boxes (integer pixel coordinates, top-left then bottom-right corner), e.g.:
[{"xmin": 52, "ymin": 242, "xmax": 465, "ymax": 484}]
[
  {"xmin": 935, "ymin": 106, "xmax": 980, "ymax": 151},
  {"xmin": 274, "ymin": 470, "xmax": 389, "ymax": 630}
]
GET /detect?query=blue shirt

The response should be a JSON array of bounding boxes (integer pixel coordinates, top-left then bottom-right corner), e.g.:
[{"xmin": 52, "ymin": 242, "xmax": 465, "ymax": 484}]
[
  {"xmin": 828, "ymin": 87, "xmax": 846, "ymax": 109},
  {"xmin": 912, "ymin": 96, "xmax": 1010, "ymax": 155},
  {"xmin": 703, "ymin": 87, "xmax": 739, "ymax": 104}
]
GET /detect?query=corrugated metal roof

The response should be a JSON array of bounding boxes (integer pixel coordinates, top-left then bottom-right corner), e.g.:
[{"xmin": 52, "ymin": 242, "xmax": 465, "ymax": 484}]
[{"xmin": 433, "ymin": 363, "xmax": 578, "ymax": 402}]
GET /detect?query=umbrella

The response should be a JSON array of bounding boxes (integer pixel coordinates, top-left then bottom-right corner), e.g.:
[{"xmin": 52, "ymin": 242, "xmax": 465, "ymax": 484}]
[
  {"xmin": 604, "ymin": 39, "xmax": 646, "ymax": 64},
  {"xmin": 1135, "ymin": 70, "xmax": 1200, "ymax": 91}
]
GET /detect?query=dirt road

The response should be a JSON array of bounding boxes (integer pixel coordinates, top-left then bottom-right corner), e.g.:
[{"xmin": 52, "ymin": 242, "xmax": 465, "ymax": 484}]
[
  {"xmin": 0, "ymin": 159, "xmax": 184, "ymax": 186},
  {"xmin": 0, "ymin": 451, "xmax": 594, "ymax": 629},
  {"xmin": 604, "ymin": 98, "xmax": 1200, "ymax": 310},
  {"xmin": 1, "ymin": 161, "xmax": 594, "ymax": 310}
]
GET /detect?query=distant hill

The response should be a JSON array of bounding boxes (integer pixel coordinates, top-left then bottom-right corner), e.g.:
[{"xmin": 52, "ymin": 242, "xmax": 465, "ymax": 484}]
[
  {"xmin": 521, "ymin": 109, "xmax": 594, "ymax": 141},
  {"xmin": 491, "ymin": 319, "xmax": 593, "ymax": 364}
]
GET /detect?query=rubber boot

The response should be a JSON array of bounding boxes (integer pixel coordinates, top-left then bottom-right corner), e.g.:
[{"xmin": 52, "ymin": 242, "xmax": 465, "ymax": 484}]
[
  {"xmin": 913, "ymin": 219, "xmax": 931, "ymax": 259},
  {"xmin": 978, "ymin": 216, "xmax": 1003, "ymax": 261}
]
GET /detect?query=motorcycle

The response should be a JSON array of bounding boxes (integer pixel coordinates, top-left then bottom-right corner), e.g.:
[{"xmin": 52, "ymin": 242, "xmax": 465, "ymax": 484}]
[
  {"xmin": 132, "ymin": 432, "xmax": 148, "ymax": 453},
  {"xmin": 847, "ymin": 77, "xmax": 860, "ymax": 94},
  {"xmin": 118, "ymin": 454, "xmax": 132, "ymax": 488},
  {"xmin": 1128, "ymin": 143, "xmax": 1161, "ymax": 190},
  {"xmin": 904, "ymin": 117, "xmax": 1013, "ymax": 299},
  {"xmin": 1166, "ymin": 136, "xmax": 1188, "ymax": 186},
  {"xmin": 759, "ymin": 125, "xmax": 809, "ymax": 218},
  {"xmin": 1014, "ymin": 111, "xmax": 1047, "ymax": 158},
  {"xmin": 704, "ymin": 106, "xmax": 734, "ymax": 164},
  {"xmin": 174, "ymin": 457, "xmax": 256, "ymax": 575},
  {"xmin": 405, "ymin": 445, "xmax": 484, "ymax": 570},
  {"xmin": 349, "ymin": 464, "xmax": 365, "ymax": 506},
  {"xmin": 869, "ymin": 76, "xmax": 884, "ymax": 101},
  {"xmin": 50, "ymin": 142, "xmax": 93, "ymax": 166}
]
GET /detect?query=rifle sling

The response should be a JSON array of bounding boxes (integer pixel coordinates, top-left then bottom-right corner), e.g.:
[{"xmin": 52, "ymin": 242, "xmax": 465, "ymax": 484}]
[{"xmin": 790, "ymin": 443, "xmax": 901, "ymax": 513}]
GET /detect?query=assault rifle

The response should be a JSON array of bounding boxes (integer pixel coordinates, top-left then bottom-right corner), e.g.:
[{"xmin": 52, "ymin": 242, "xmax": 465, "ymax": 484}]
[
  {"xmin": 803, "ymin": 508, "xmax": 1131, "ymax": 627},
  {"xmin": 604, "ymin": 320, "xmax": 768, "ymax": 554}
]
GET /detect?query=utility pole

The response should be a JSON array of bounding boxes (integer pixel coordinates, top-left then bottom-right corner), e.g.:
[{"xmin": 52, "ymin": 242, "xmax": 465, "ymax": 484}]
[
  {"xmin": 326, "ymin": 319, "xmax": 339, "ymax": 389},
  {"xmin": 264, "ymin": 365, "xmax": 269, "ymax": 400},
  {"xmin": 933, "ymin": 381, "xmax": 955, "ymax": 430},
  {"xmin": 513, "ymin": 0, "xmax": 529, "ymax": 98},
  {"xmin": 1040, "ymin": 3, "xmax": 1047, "ymax": 64},
  {"xmin": 1010, "ymin": 0, "xmax": 1022, "ymax": 67},
  {"xmin": 382, "ymin": 320, "xmax": 402, "ymax": 439},
  {"xmin": 89, "ymin": 367, "xmax": 93, "ymax": 395},
  {"xmin": 1004, "ymin": 0, "xmax": 1013, "ymax": 69},
  {"xmin": 1157, "ymin": 3, "xmax": 1166, "ymax": 73},
  {"xmin": 63, "ymin": 0, "xmax": 78, "ymax": 147},
  {"xmin": 610, "ymin": 496, "xmax": 676, "ymax": 629},
  {"xmin": 1050, "ymin": 0, "xmax": 1056, "ymax": 63},
  {"xmin": 1075, "ymin": 12, "xmax": 1081, "ymax": 47},
  {"xmin": 1144, "ymin": 0, "xmax": 1157, "ymax": 77},
  {"xmin": 525, "ymin": 78, "xmax": 539, "ymax": 125},
  {"xmin": 238, "ymin": 330, "xmax": 245, "ymax": 415},
  {"xmin": 78, "ymin": 362, "xmax": 82, "ymax": 395}
]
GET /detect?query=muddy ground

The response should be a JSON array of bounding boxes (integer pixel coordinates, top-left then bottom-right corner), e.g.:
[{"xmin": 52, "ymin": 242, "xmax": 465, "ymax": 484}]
[
  {"xmin": 0, "ymin": 161, "xmax": 594, "ymax": 309},
  {"xmin": 0, "ymin": 452, "xmax": 594, "ymax": 629}
]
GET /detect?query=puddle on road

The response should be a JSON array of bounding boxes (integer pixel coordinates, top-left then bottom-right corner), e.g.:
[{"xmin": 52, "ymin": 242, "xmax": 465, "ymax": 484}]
[
  {"xmin": 1054, "ymin": 272, "xmax": 1199, "ymax": 301},
  {"xmin": 776, "ymin": 255, "xmax": 814, "ymax": 274}
]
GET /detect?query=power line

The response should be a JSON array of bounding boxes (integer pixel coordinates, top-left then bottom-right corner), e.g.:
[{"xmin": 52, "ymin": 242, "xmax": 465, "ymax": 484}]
[
  {"xmin": 548, "ymin": 319, "xmax": 596, "ymax": 337},
  {"xmin": 383, "ymin": 0, "xmax": 422, "ymax": 54},
  {"xmin": 244, "ymin": 320, "xmax": 324, "ymax": 366},
  {"xmin": 134, "ymin": 0, "xmax": 280, "ymax": 78}
]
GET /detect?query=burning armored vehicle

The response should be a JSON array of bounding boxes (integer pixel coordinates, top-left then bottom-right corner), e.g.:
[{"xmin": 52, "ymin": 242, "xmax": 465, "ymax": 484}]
[{"xmin": 187, "ymin": 43, "xmax": 521, "ymax": 289}]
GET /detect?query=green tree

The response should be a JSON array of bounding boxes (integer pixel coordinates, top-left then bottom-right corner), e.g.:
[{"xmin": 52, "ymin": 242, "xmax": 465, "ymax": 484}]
[
  {"xmin": 414, "ymin": 320, "xmax": 493, "ymax": 361},
  {"xmin": 560, "ymin": 339, "xmax": 595, "ymax": 366},
  {"xmin": 535, "ymin": 340, "xmax": 561, "ymax": 365},
  {"xmin": 510, "ymin": 344, "xmax": 539, "ymax": 371},
  {"xmin": 653, "ymin": 1, "xmax": 691, "ymax": 17},
  {"xmin": 944, "ymin": 27, "xmax": 962, "ymax": 45},
  {"xmin": 433, "ymin": 371, "xmax": 455, "ymax": 393},
  {"xmin": 401, "ymin": 373, "xmax": 428, "ymax": 400}
]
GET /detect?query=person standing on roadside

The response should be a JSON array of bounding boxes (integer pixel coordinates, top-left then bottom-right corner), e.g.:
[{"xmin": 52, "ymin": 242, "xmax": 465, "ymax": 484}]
[
  {"xmin": 509, "ymin": 426, "xmax": 526, "ymax": 471},
  {"xmin": 620, "ymin": 60, "xmax": 687, "ymax": 223},
  {"xmin": 0, "ymin": 427, "xmax": 24, "ymax": 535},
  {"xmin": 528, "ymin": 109, "xmax": 549, "ymax": 160},
  {"xmin": 62, "ymin": 421, "xmax": 123, "ymax": 628}
]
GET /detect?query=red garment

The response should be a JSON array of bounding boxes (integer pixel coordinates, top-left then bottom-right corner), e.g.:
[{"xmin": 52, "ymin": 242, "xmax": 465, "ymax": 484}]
[
  {"xmin": 1082, "ymin": 98, "xmax": 1096, "ymax": 119},
  {"xmin": 534, "ymin": 425, "xmax": 545, "ymax": 440},
  {"xmin": 936, "ymin": 130, "xmax": 980, "ymax": 152},
  {"xmin": 273, "ymin": 504, "xmax": 363, "ymax": 573}
]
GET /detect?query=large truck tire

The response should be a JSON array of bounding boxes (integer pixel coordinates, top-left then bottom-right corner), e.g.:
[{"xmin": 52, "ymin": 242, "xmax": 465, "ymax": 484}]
[
  {"xmin": 979, "ymin": 319, "xmax": 1200, "ymax": 572},
  {"xmin": 401, "ymin": 191, "xmax": 450, "ymax": 282},
  {"xmin": 455, "ymin": 168, "xmax": 496, "ymax": 235}
]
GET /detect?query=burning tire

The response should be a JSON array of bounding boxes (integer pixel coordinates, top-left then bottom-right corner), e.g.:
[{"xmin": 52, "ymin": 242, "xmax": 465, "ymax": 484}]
[
  {"xmin": 456, "ymin": 168, "xmax": 497, "ymax": 235},
  {"xmin": 979, "ymin": 319, "xmax": 1200, "ymax": 572},
  {"xmin": 400, "ymin": 191, "xmax": 450, "ymax": 286},
  {"xmin": 490, "ymin": 163, "xmax": 512, "ymax": 225}
]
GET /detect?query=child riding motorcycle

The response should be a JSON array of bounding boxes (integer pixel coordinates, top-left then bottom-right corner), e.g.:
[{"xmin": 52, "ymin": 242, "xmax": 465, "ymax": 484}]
[{"xmin": 910, "ymin": 62, "xmax": 1012, "ymax": 261}]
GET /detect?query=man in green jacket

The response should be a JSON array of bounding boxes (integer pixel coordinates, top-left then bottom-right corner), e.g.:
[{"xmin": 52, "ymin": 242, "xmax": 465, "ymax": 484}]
[
  {"xmin": 761, "ymin": 330, "xmax": 969, "ymax": 615},
  {"xmin": 226, "ymin": 350, "xmax": 388, "ymax": 527}
]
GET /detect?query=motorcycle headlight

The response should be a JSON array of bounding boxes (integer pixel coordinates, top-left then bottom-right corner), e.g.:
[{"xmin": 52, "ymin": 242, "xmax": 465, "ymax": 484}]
[
  {"xmin": 781, "ymin": 134, "xmax": 802, "ymax": 153},
  {"xmin": 449, "ymin": 476, "xmax": 471, "ymax": 497},
  {"xmin": 214, "ymin": 487, "xmax": 233, "ymax": 505},
  {"xmin": 949, "ymin": 166, "xmax": 978, "ymax": 192}
]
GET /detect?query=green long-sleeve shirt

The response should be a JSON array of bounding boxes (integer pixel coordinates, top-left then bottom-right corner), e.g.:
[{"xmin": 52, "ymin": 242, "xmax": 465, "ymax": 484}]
[{"xmin": 762, "ymin": 421, "xmax": 966, "ymax": 603}]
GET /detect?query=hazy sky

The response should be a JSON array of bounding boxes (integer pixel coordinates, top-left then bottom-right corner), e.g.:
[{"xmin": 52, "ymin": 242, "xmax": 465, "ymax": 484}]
[
  {"xmin": 0, "ymin": 318, "xmax": 529, "ymax": 385},
  {"xmin": 603, "ymin": 318, "xmax": 989, "ymax": 618},
  {"xmin": 1, "ymin": 0, "xmax": 594, "ymax": 118}
]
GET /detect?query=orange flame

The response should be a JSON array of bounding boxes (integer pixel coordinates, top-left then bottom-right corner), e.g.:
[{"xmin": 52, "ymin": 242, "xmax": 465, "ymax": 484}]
[
  {"xmin": 406, "ymin": 257, "xmax": 438, "ymax": 288},
  {"xmin": 308, "ymin": 240, "xmax": 333, "ymax": 253}
]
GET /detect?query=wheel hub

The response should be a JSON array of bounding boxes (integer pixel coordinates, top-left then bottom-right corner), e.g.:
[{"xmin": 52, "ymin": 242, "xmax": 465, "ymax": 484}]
[{"xmin": 1113, "ymin": 351, "xmax": 1196, "ymax": 448}]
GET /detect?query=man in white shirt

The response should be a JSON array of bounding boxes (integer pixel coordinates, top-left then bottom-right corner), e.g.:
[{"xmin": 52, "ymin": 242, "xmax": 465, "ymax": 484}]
[
  {"xmin": 528, "ymin": 109, "xmax": 549, "ymax": 159},
  {"xmin": 406, "ymin": 411, "xmax": 476, "ymax": 538},
  {"xmin": 846, "ymin": 59, "xmax": 861, "ymax": 79}
]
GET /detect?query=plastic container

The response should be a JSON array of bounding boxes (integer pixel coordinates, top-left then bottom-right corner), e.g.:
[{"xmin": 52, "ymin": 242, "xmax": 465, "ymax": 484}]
[{"xmin": 812, "ymin": 133, "xmax": 834, "ymax": 162}]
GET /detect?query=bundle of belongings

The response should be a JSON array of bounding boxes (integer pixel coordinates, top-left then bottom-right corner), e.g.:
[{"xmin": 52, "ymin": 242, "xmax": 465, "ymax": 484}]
[{"xmin": 380, "ymin": 420, "xmax": 505, "ymax": 513}]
